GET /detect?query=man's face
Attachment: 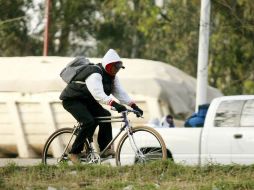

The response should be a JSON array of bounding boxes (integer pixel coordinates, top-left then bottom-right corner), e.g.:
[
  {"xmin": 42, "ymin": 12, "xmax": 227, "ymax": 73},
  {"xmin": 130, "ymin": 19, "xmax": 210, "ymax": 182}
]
[
  {"xmin": 166, "ymin": 117, "xmax": 173, "ymax": 124},
  {"xmin": 106, "ymin": 61, "xmax": 124, "ymax": 76}
]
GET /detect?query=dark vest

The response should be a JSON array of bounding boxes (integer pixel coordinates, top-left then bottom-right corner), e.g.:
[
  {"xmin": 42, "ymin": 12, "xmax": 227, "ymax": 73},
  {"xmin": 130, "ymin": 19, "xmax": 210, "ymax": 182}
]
[{"xmin": 59, "ymin": 63, "xmax": 114, "ymax": 101}]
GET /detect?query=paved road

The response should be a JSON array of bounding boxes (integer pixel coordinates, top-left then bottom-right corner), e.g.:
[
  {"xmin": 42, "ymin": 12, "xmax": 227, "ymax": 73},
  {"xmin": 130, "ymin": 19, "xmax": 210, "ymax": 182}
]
[
  {"xmin": 0, "ymin": 158, "xmax": 115, "ymax": 167},
  {"xmin": 0, "ymin": 159, "xmax": 41, "ymax": 167}
]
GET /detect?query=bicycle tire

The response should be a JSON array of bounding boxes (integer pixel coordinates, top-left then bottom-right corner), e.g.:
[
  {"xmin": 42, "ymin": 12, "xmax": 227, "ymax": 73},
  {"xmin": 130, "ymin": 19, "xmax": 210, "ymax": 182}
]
[
  {"xmin": 42, "ymin": 127, "xmax": 89, "ymax": 165},
  {"xmin": 115, "ymin": 126, "xmax": 167, "ymax": 166}
]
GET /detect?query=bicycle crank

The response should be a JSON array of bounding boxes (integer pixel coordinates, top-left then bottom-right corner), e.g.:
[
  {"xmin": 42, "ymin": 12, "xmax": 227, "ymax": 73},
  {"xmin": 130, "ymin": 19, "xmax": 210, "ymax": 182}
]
[{"xmin": 86, "ymin": 152, "xmax": 101, "ymax": 164}]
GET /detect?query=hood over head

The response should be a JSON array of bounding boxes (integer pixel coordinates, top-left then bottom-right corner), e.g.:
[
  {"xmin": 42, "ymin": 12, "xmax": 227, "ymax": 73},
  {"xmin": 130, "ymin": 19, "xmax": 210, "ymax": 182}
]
[
  {"xmin": 102, "ymin": 49, "xmax": 122, "ymax": 68},
  {"xmin": 102, "ymin": 49, "xmax": 125, "ymax": 76}
]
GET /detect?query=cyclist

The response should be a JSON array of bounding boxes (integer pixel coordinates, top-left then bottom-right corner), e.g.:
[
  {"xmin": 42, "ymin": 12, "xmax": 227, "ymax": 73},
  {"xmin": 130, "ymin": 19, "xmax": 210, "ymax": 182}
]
[{"xmin": 60, "ymin": 49, "xmax": 143, "ymax": 163}]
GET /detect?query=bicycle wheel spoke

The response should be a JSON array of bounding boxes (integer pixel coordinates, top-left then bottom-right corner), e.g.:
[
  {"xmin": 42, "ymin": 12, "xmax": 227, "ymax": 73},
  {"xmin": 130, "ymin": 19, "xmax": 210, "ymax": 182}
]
[
  {"xmin": 116, "ymin": 126, "xmax": 167, "ymax": 166},
  {"xmin": 42, "ymin": 128, "xmax": 76, "ymax": 165}
]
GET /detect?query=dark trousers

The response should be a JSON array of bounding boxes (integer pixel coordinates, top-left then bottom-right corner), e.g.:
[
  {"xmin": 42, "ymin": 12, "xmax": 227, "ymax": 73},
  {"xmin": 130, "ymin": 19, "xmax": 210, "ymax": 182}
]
[{"xmin": 62, "ymin": 99, "xmax": 112, "ymax": 154}]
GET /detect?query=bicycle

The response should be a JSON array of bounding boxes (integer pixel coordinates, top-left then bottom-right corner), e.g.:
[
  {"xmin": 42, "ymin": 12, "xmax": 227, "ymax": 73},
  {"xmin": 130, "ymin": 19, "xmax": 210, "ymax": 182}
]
[{"xmin": 42, "ymin": 109, "xmax": 167, "ymax": 166}]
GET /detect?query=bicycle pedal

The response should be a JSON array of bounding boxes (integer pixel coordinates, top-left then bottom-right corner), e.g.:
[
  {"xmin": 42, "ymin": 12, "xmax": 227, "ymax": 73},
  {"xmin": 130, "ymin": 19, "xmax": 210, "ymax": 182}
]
[{"xmin": 80, "ymin": 157, "xmax": 87, "ymax": 162}]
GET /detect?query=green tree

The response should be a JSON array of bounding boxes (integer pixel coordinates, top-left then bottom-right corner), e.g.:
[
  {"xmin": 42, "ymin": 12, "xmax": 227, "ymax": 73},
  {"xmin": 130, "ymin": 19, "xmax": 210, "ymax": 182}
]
[
  {"xmin": 0, "ymin": 0, "xmax": 37, "ymax": 56},
  {"xmin": 95, "ymin": 0, "xmax": 200, "ymax": 77},
  {"xmin": 94, "ymin": 0, "xmax": 160, "ymax": 58},
  {"xmin": 140, "ymin": 0, "xmax": 200, "ymax": 76},
  {"xmin": 209, "ymin": 0, "xmax": 254, "ymax": 94},
  {"xmin": 37, "ymin": 0, "xmax": 99, "ymax": 56}
]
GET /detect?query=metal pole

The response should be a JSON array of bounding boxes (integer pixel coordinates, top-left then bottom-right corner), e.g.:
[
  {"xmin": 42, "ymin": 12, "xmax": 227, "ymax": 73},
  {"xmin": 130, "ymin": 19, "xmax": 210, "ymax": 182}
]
[
  {"xmin": 195, "ymin": 0, "xmax": 211, "ymax": 111},
  {"xmin": 43, "ymin": 0, "xmax": 50, "ymax": 56}
]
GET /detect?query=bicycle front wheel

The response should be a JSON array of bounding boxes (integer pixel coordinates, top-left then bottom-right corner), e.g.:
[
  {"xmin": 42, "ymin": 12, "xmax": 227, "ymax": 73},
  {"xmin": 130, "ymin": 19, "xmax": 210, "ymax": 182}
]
[
  {"xmin": 116, "ymin": 126, "xmax": 167, "ymax": 166},
  {"xmin": 42, "ymin": 127, "xmax": 88, "ymax": 165}
]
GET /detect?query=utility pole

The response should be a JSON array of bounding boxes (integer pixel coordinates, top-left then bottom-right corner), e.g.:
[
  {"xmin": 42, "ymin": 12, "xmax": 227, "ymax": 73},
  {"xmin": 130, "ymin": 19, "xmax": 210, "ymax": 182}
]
[
  {"xmin": 43, "ymin": 0, "xmax": 50, "ymax": 56},
  {"xmin": 195, "ymin": 0, "xmax": 211, "ymax": 111}
]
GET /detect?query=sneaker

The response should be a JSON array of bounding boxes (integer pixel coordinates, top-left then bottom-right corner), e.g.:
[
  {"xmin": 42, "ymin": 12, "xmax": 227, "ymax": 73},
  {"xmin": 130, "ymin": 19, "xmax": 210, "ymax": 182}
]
[
  {"xmin": 101, "ymin": 149, "xmax": 116, "ymax": 158},
  {"xmin": 68, "ymin": 153, "xmax": 81, "ymax": 164}
]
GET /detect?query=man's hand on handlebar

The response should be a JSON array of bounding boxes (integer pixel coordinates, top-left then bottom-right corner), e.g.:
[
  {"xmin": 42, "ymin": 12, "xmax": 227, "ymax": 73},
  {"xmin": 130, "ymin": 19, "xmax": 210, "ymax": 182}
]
[
  {"xmin": 111, "ymin": 101, "xmax": 143, "ymax": 117},
  {"xmin": 131, "ymin": 103, "xmax": 143, "ymax": 117},
  {"xmin": 111, "ymin": 101, "xmax": 127, "ymax": 113}
]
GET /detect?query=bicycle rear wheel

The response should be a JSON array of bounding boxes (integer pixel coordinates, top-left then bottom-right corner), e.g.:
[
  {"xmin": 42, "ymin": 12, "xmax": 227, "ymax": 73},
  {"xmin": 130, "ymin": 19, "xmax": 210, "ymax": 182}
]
[
  {"xmin": 116, "ymin": 126, "xmax": 167, "ymax": 166},
  {"xmin": 42, "ymin": 127, "xmax": 89, "ymax": 165}
]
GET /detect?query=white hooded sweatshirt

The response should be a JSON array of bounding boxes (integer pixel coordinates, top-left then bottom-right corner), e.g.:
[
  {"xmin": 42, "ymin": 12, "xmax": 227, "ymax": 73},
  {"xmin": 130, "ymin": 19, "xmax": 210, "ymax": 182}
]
[{"xmin": 85, "ymin": 49, "xmax": 134, "ymax": 106}]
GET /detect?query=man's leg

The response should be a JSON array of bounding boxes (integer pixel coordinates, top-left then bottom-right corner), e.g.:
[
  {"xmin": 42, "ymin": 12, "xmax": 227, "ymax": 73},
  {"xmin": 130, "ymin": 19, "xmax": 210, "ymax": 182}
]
[
  {"xmin": 97, "ymin": 110, "xmax": 113, "ymax": 151},
  {"xmin": 62, "ymin": 99, "xmax": 97, "ymax": 154},
  {"xmin": 87, "ymin": 101, "xmax": 113, "ymax": 151}
]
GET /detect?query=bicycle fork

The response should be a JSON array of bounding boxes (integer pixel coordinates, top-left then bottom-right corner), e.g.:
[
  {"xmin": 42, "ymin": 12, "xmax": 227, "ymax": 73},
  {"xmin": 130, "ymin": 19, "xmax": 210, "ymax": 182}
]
[
  {"xmin": 58, "ymin": 126, "xmax": 77, "ymax": 163},
  {"xmin": 127, "ymin": 129, "xmax": 146, "ymax": 163}
]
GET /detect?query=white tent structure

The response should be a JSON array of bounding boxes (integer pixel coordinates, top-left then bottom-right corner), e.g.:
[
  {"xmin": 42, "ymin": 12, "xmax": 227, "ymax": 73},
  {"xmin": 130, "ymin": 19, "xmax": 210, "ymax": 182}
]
[{"xmin": 0, "ymin": 57, "xmax": 222, "ymax": 157}]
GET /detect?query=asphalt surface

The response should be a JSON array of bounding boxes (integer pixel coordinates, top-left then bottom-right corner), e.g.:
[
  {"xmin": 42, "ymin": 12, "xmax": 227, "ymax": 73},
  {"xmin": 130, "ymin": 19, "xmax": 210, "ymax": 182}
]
[
  {"xmin": 0, "ymin": 159, "xmax": 42, "ymax": 167},
  {"xmin": 0, "ymin": 158, "xmax": 115, "ymax": 167}
]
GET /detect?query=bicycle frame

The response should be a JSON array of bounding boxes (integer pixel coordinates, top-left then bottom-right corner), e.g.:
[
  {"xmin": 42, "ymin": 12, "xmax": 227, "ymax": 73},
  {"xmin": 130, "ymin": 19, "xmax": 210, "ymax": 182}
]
[
  {"xmin": 57, "ymin": 109, "xmax": 142, "ymax": 162},
  {"xmin": 96, "ymin": 111, "xmax": 133, "ymax": 157}
]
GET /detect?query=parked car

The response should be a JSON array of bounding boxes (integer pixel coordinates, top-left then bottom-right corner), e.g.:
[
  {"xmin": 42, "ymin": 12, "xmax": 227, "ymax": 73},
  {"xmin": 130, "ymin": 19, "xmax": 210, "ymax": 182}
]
[{"xmin": 147, "ymin": 95, "xmax": 254, "ymax": 165}]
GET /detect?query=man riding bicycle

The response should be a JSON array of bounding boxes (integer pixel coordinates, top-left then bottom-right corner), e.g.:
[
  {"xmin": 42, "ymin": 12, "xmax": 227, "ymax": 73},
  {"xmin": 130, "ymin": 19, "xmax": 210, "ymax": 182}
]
[{"xmin": 60, "ymin": 49, "xmax": 143, "ymax": 163}]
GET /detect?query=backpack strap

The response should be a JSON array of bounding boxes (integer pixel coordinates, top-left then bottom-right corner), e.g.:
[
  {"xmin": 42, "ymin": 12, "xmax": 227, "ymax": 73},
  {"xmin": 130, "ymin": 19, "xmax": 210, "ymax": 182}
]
[{"xmin": 72, "ymin": 81, "xmax": 86, "ymax": 84}]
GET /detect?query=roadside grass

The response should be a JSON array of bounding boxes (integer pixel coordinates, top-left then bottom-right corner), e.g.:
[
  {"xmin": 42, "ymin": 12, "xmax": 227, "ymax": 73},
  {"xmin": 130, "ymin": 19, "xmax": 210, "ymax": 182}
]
[{"xmin": 0, "ymin": 160, "xmax": 254, "ymax": 190}]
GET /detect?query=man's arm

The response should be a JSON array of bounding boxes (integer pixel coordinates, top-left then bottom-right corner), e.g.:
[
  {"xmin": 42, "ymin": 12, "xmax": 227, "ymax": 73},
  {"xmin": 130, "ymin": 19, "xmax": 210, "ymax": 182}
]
[
  {"xmin": 86, "ymin": 73, "xmax": 127, "ymax": 112},
  {"xmin": 85, "ymin": 73, "xmax": 113, "ymax": 105},
  {"xmin": 111, "ymin": 76, "xmax": 135, "ymax": 106},
  {"xmin": 112, "ymin": 77, "xmax": 143, "ymax": 116}
]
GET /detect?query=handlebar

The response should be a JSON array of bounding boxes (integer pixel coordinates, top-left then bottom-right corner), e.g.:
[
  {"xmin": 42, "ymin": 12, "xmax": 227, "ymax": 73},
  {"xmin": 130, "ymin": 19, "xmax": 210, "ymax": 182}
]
[{"xmin": 111, "ymin": 107, "xmax": 143, "ymax": 118}]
